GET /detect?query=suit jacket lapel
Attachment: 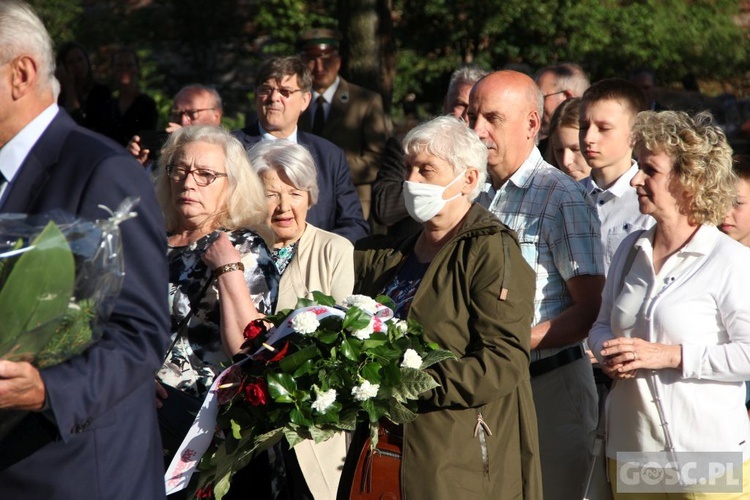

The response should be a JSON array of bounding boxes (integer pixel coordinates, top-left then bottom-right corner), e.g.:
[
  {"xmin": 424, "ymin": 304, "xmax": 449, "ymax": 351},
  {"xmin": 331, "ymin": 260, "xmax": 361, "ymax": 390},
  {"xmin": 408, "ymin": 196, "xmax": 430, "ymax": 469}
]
[
  {"xmin": 324, "ymin": 78, "xmax": 349, "ymax": 134},
  {"xmin": 0, "ymin": 111, "xmax": 67, "ymax": 213}
]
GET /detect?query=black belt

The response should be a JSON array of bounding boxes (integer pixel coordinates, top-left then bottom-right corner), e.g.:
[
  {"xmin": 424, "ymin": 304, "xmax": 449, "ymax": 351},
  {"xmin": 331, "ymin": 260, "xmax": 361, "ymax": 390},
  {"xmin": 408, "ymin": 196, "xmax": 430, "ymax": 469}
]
[{"xmin": 529, "ymin": 345, "xmax": 584, "ymax": 378}]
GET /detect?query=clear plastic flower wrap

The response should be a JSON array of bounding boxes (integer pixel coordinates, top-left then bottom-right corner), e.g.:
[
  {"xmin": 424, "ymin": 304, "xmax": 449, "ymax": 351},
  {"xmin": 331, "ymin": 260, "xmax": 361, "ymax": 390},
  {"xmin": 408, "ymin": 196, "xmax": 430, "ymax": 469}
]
[{"xmin": 0, "ymin": 197, "xmax": 138, "ymax": 439}]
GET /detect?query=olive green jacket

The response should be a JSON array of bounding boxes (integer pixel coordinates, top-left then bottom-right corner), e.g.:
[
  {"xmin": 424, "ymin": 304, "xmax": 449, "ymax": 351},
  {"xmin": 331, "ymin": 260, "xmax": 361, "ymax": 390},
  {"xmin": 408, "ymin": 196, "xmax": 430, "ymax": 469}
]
[{"xmin": 354, "ymin": 203, "xmax": 543, "ymax": 500}]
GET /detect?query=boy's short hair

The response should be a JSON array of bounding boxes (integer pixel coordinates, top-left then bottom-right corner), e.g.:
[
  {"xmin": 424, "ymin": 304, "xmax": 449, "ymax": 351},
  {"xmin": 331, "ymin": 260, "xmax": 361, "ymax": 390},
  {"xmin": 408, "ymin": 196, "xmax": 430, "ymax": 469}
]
[
  {"xmin": 580, "ymin": 78, "xmax": 647, "ymax": 119},
  {"xmin": 732, "ymin": 154, "xmax": 750, "ymax": 181}
]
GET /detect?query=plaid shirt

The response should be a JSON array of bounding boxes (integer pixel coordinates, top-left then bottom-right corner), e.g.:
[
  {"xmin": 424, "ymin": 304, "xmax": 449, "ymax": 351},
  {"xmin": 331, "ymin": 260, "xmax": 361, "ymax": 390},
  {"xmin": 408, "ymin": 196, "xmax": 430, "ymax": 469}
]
[{"xmin": 479, "ymin": 148, "xmax": 604, "ymax": 357}]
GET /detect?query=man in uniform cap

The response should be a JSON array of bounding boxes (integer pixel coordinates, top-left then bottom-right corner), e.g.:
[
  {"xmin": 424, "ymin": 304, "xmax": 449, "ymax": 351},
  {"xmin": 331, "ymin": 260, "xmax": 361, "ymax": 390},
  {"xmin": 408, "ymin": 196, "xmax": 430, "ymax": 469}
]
[{"xmin": 297, "ymin": 28, "xmax": 388, "ymax": 223}]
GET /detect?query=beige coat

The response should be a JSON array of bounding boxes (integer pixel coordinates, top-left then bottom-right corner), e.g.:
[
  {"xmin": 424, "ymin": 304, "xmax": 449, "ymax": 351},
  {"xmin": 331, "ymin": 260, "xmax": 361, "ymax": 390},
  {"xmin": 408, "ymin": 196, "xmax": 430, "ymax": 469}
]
[{"xmin": 276, "ymin": 223, "xmax": 354, "ymax": 500}]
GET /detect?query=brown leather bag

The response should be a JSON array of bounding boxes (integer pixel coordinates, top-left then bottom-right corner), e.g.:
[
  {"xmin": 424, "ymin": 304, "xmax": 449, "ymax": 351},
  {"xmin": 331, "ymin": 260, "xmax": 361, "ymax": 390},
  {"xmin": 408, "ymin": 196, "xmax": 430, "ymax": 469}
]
[{"xmin": 348, "ymin": 422, "xmax": 403, "ymax": 500}]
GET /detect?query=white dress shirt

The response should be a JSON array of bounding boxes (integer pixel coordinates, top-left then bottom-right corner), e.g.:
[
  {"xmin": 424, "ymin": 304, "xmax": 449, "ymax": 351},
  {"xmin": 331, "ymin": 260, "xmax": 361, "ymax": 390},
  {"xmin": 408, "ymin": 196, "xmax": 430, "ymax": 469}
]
[{"xmin": 580, "ymin": 162, "xmax": 654, "ymax": 274}]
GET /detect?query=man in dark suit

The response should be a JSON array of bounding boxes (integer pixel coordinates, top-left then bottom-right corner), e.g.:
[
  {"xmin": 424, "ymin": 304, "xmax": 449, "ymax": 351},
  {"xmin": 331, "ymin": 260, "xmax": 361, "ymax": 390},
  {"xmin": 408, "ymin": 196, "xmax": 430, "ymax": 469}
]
[
  {"xmin": 297, "ymin": 29, "xmax": 388, "ymax": 222},
  {"xmin": 233, "ymin": 56, "xmax": 368, "ymax": 243},
  {"xmin": 0, "ymin": 2, "xmax": 170, "ymax": 498}
]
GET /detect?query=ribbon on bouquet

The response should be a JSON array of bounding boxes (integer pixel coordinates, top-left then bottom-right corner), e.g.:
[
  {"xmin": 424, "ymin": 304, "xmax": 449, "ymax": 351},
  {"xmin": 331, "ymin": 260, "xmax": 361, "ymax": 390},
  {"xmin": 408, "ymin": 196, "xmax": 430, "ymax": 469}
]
[{"xmin": 164, "ymin": 305, "xmax": 354, "ymax": 494}]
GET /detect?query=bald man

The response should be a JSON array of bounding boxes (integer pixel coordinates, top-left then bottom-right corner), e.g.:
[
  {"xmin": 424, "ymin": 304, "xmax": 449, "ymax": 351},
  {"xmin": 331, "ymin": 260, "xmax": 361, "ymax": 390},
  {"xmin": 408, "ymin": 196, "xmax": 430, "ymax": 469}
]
[{"xmin": 469, "ymin": 70, "xmax": 605, "ymax": 500}]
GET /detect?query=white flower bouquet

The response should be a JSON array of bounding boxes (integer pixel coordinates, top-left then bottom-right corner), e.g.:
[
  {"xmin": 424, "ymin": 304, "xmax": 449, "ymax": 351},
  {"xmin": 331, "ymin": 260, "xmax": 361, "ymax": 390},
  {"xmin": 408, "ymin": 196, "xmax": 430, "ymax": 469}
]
[{"xmin": 182, "ymin": 292, "xmax": 456, "ymax": 499}]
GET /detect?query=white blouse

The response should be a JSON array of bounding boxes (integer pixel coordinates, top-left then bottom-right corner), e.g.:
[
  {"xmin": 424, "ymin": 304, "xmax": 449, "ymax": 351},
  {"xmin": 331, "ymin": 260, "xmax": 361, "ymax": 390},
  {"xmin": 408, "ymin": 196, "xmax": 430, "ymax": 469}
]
[{"xmin": 589, "ymin": 225, "xmax": 750, "ymax": 458}]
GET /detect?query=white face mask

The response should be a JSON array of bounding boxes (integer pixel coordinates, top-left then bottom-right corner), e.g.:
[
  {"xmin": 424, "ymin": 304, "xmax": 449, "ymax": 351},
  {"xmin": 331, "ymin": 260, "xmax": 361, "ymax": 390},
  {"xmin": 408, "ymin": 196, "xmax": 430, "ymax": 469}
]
[{"xmin": 402, "ymin": 173, "xmax": 465, "ymax": 223}]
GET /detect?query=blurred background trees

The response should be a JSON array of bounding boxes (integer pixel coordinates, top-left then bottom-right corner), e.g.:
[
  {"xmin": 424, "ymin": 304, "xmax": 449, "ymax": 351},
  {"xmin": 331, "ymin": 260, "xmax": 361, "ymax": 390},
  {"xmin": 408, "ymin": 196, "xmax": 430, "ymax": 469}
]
[{"xmin": 30, "ymin": 0, "xmax": 750, "ymax": 132}]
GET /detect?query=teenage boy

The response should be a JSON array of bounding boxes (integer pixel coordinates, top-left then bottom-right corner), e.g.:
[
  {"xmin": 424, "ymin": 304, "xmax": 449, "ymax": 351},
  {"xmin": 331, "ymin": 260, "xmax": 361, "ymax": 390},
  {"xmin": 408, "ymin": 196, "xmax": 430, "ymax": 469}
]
[{"xmin": 579, "ymin": 78, "xmax": 655, "ymax": 273}]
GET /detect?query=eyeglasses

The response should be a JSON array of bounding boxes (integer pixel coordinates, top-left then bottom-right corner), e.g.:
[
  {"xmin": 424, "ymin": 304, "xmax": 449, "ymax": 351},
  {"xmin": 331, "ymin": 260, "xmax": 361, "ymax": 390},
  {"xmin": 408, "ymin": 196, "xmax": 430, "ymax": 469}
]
[
  {"xmin": 166, "ymin": 165, "xmax": 228, "ymax": 186},
  {"xmin": 256, "ymin": 86, "xmax": 303, "ymax": 99},
  {"xmin": 543, "ymin": 90, "xmax": 566, "ymax": 99},
  {"xmin": 170, "ymin": 108, "xmax": 216, "ymax": 121}
]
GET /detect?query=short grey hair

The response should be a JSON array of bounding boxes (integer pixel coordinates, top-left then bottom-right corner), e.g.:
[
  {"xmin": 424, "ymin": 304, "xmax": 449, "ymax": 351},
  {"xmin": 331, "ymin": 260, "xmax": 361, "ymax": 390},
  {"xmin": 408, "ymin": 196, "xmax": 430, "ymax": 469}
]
[
  {"xmin": 248, "ymin": 140, "xmax": 319, "ymax": 205},
  {"xmin": 402, "ymin": 115, "xmax": 488, "ymax": 200},
  {"xmin": 175, "ymin": 84, "xmax": 223, "ymax": 111},
  {"xmin": 0, "ymin": 1, "xmax": 57, "ymax": 96},
  {"xmin": 535, "ymin": 63, "xmax": 590, "ymax": 97},
  {"xmin": 447, "ymin": 65, "xmax": 489, "ymax": 98},
  {"xmin": 154, "ymin": 125, "xmax": 269, "ymax": 239}
]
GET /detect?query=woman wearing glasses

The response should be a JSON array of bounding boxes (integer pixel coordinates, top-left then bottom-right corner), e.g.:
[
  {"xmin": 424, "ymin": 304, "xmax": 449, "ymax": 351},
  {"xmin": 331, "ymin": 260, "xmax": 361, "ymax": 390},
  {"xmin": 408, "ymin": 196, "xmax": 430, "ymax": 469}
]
[{"xmin": 153, "ymin": 126, "xmax": 278, "ymax": 474}]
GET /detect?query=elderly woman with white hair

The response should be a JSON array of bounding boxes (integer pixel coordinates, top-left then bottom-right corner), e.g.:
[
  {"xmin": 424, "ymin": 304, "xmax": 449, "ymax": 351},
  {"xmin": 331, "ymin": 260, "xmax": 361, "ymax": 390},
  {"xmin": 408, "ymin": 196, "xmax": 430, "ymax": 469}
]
[
  {"xmin": 248, "ymin": 139, "xmax": 354, "ymax": 500},
  {"xmin": 344, "ymin": 115, "xmax": 542, "ymax": 499},
  {"xmin": 248, "ymin": 140, "xmax": 354, "ymax": 310}
]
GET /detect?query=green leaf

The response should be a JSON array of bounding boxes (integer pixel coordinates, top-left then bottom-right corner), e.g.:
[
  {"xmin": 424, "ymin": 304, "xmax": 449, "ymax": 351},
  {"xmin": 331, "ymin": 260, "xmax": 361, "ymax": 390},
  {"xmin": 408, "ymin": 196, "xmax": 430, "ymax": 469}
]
[
  {"xmin": 337, "ymin": 409, "xmax": 359, "ymax": 431},
  {"xmin": 295, "ymin": 297, "xmax": 315, "ymax": 308},
  {"xmin": 361, "ymin": 362, "xmax": 382, "ymax": 384},
  {"xmin": 230, "ymin": 418, "xmax": 243, "ymax": 440},
  {"xmin": 374, "ymin": 294, "xmax": 396, "ymax": 310},
  {"xmin": 284, "ymin": 427, "xmax": 305, "ymax": 449},
  {"xmin": 0, "ymin": 221, "xmax": 75, "ymax": 360},
  {"xmin": 342, "ymin": 306, "xmax": 371, "ymax": 331},
  {"xmin": 290, "ymin": 407, "xmax": 313, "ymax": 427},
  {"xmin": 267, "ymin": 372, "xmax": 297, "ymax": 403},
  {"xmin": 362, "ymin": 398, "xmax": 387, "ymax": 422},
  {"xmin": 420, "ymin": 349, "xmax": 456, "ymax": 369},
  {"xmin": 311, "ymin": 291, "xmax": 336, "ymax": 306},
  {"xmin": 387, "ymin": 399, "xmax": 418, "ymax": 424},
  {"xmin": 392, "ymin": 368, "xmax": 440, "ymax": 403},
  {"xmin": 382, "ymin": 360, "xmax": 402, "ymax": 387},
  {"xmin": 279, "ymin": 345, "xmax": 319, "ymax": 373},
  {"xmin": 308, "ymin": 426, "xmax": 336, "ymax": 444},
  {"xmin": 214, "ymin": 472, "xmax": 232, "ymax": 500},
  {"xmin": 316, "ymin": 330, "xmax": 339, "ymax": 345},
  {"xmin": 293, "ymin": 359, "xmax": 316, "ymax": 378},
  {"xmin": 362, "ymin": 332, "xmax": 388, "ymax": 349},
  {"xmin": 339, "ymin": 338, "xmax": 360, "ymax": 361}
]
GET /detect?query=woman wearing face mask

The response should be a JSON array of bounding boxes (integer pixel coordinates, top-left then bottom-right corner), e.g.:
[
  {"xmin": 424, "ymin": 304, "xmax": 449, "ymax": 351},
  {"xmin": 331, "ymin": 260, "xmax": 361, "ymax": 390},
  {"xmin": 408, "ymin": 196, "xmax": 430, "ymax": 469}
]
[{"xmin": 342, "ymin": 116, "xmax": 542, "ymax": 499}]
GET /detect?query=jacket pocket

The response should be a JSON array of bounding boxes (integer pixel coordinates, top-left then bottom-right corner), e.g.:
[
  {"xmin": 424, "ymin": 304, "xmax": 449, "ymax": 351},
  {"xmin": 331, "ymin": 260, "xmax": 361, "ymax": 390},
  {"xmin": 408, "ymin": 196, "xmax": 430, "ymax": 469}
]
[{"xmin": 473, "ymin": 408, "xmax": 492, "ymax": 476}]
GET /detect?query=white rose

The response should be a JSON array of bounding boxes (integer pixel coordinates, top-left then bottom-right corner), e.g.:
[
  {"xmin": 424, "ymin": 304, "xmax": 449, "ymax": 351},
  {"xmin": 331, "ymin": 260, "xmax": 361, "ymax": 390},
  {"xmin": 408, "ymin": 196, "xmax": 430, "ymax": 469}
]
[
  {"xmin": 291, "ymin": 311, "xmax": 319, "ymax": 334},
  {"xmin": 311, "ymin": 389, "xmax": 337, "ymax": 413},
  {"xmin": 343, "ymin": 294, "xmax": 379, "ymax": 315},
  {"xmin": 400, "ymin": 348, "xmax": 423, "ymax": 369},
  {"xmin": 351, "ymin": 380, "xmax": 380, "ymax": 401},
  {"xmin": 352, "ymin": 320, "xmax": 374, "ymax": 340},
  {"xmin": 393, "ymin": 320, "xmax": 408, "ymax": 337}
]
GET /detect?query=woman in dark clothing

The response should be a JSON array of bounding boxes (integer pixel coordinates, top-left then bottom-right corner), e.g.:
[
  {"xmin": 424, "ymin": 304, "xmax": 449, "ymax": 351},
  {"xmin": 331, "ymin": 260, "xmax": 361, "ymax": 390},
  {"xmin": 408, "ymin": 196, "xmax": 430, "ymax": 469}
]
[
  {"xmin": 106, "ymin": 47, "xmax": 157, "ymax": 145},
  {"xmin": 55, "ymin": 41, "xmax": 112, "ymax": 134}
]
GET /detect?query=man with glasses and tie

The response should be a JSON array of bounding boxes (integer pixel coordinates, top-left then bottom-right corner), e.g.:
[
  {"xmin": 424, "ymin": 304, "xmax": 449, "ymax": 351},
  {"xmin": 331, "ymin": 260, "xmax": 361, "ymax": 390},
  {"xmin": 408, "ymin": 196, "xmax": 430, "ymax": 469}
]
[
  {"xmin": 296, "ymin": 28, "xmax": 388, "ymax": 223},
  {"xmin": 127, "ymin": 84, "xmax": 223, "ymax": 165},
  {"xmin": 233, "ymin": 56, "xmax": 368, "ymax": 243}
]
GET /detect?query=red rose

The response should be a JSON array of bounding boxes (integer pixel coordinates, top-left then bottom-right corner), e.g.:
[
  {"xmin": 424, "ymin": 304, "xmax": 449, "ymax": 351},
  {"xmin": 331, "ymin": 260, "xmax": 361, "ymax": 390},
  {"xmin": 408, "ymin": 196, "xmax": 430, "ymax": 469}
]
[
  {"xmin": 243, "ymin": 377, "xmax": 268, "ymax": 406},
  {"xmin": 243, "ymin": 319, "xmax": 267, "ymax": 340},
  {"xmin": 195, "ymin": 484, "xmax": 213, "ymax": 498}
]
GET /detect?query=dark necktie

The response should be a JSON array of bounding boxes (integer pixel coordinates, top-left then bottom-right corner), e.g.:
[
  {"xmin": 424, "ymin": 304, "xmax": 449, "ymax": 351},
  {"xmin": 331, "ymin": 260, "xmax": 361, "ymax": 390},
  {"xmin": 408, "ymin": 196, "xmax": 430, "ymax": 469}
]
[{"xmin": 312, "ymin": 95, "xmax": 326, "ymax": 135}]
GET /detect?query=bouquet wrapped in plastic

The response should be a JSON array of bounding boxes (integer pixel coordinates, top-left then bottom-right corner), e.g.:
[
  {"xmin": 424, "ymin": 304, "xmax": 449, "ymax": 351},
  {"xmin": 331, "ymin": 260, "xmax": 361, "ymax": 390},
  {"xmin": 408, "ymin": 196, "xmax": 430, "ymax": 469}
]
[
  {"xmin": 165, "ymin": 292, "xmax": 456, "ymax": 499},
  {"xmin": 0, "ymin": 197, "xmax": 137, "ymax": 439}
]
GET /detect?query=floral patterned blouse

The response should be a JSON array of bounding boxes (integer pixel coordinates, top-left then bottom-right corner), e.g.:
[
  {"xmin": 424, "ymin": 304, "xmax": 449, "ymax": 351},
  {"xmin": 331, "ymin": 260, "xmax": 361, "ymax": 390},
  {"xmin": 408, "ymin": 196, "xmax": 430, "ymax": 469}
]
[{"xmin": 157, "ymin": 229, "xmax": 279, "ymax": 398}]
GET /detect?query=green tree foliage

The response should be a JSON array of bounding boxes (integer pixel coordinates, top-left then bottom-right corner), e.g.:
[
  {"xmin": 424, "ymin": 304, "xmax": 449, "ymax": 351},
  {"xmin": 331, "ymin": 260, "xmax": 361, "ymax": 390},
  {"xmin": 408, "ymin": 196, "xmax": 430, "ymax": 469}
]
[
  {"xmin": 29, "ymin": 0, "xmax": 82, "ymax": 43},
  {"xmin": 36, "ymin": 0, "xmax": 749, "ymax": 124},
  {"xmin": 393, "ymin": 0, "xmax": 749, "ymax": 115}
]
